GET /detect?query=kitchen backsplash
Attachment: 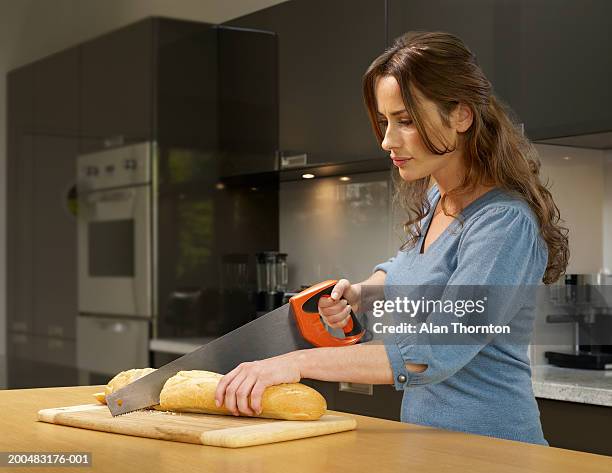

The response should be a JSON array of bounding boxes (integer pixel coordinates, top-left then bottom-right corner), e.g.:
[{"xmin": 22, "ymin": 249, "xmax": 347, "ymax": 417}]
[
  {"xmin": 279, "ymin": 170, "xmax": 400, "ymax": 289},
  {"xmin": 281, "ymin": 144, "xmax": 612, "ymax": 289}
]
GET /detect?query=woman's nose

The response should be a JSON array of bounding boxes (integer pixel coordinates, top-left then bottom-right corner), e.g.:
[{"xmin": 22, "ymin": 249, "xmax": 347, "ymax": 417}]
[{"xmin": 381, "ymin": 125, "xmax": 400, "ymax": 152}]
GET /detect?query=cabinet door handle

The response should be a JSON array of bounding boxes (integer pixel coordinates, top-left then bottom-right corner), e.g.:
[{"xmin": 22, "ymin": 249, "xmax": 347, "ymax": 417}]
[
  {"xmin": 339, "ymin": 382, "xmax": 373, "ymax": 395},
  {"xmin": 11, "ymin": 321, "xmax": 28, "ymax": 332},
  {"xmin": 48, "ymin": 324, "xmax": 64, "ymax": 337},
  {"xmin": 279, "ymin": 152, "xmax": 308, "ymax": 169},
  {"xmin": 13, "ymin": 333, "xmax": 28, "ymax": 344},
  {"xmin": 48, "ymin": 338, "xmax": 64, "ymax": 350},
  {"xmin": 103, "ymin": 135, "xmax": 125, "ymax": 148}
]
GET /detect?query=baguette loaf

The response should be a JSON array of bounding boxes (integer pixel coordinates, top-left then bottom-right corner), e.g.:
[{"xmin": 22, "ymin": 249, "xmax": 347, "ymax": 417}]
[
  {"xmin": 94, "ymin": 368, "xmax": 326, "ymax": 421},
  {"xmin": 155, "ymin": 370, "xmax": 326, "ymax": 421},
  {"xmin": 93, "ymin": 367, "xmax": 157, "ymax": 405}
]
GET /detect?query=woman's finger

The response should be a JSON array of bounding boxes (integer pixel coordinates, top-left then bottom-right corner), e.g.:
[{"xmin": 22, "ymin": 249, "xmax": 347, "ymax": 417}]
[
  {"xmin": 224, "ymin": 373, "xmax": 247, "ymax": 416},
  {"xmin": 318, "ymin": 294, "xmax": 337, "ymax": 309},
  {"xmin": 250, "ymin": 380, "xmax": 268, "ymax": 415},
  {"xmin": 318, "ymin": 298, "xmax": 347, "ymax": 317},
  {"xmin": 325, "ymin": 305, "xmax": 351, "ymax": 325},
  {"xmin": 235, "ymin": 375, "xmax": 258, "ymax": 416},
  {"xmin": 215, "ymin": 366, "xmax": 241, "ymax": 407},
  {"xmin": 331, "ymin": 279, "xmax": 350, "ymax": 300}
]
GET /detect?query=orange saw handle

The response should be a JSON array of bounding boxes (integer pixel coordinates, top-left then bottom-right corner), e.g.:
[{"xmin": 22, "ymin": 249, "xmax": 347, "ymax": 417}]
[{"xmin": 290, "ymin": 279, "xmax": 365, "ymax": 347}]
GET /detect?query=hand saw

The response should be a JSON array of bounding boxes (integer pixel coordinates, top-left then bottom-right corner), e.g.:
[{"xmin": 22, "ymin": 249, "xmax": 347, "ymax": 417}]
[{"xmin": 106, "ymin": 279, "xmax": 365, "ymax": 416}]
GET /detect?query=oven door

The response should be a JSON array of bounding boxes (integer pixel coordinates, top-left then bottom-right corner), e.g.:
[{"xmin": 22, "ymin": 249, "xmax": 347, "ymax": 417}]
[{"xmin": 77, "ymin": 185, "xmax": 152, "ymax": 317}]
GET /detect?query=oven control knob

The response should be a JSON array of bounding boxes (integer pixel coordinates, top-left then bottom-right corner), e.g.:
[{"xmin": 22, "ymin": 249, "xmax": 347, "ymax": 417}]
[{"xmin": 124, "ymin": 159, "xmax": 137, "ymax": 170}]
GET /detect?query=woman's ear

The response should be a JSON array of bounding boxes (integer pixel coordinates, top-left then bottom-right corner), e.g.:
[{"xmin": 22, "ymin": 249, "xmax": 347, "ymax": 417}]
[{"xmin": 453, "ymin": 103, "xmax": 473, "ymax": 133}]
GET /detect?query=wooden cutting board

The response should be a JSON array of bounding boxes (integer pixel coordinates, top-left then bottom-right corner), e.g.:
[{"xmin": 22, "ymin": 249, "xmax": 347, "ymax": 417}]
[{"xmin": 37, "ymin": 404, "xmax": 357, "ymax": 448}]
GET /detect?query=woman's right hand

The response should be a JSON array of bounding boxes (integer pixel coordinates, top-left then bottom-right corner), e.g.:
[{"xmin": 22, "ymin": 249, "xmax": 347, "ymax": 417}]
[{"xmin": 317, "ymin": 279, "xmax": 362, "ymax": 329}]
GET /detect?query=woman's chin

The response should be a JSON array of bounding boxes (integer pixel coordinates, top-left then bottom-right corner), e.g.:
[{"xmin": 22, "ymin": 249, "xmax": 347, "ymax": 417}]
[{"xmin": 398, "ymin": 167, "xmax": 425, "ymax": 182}]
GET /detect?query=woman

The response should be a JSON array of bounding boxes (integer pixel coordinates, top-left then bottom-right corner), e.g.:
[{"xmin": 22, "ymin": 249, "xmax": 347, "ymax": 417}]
[{"xmin": 214, "ymin": 31, "xmax": 569, "ymax": 445}]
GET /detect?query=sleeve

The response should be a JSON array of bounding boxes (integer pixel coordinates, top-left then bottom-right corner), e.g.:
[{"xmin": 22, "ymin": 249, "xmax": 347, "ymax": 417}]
[
  {"xmin": 372, "ymin": 253, "xmax": 398, "ymax": 274},
  {"xmin": 384, "ymin": 206, "xmax": 548, "ymax": 391}
]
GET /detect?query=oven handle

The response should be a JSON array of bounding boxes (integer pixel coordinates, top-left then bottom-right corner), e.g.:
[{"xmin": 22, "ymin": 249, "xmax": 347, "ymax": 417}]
[{"xmin": 86, "ymin": 189, "xmax": 135, "ymax": 204}]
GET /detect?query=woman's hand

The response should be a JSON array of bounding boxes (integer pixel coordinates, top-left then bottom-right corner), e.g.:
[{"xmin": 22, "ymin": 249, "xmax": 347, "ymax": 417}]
[
  {"xmin": 318, "ymin": 279, "xmax": 362, "ymax": 329},
  {"xmin": 214, "ymin": 353, "xmax": 302, "ymax": 416}
]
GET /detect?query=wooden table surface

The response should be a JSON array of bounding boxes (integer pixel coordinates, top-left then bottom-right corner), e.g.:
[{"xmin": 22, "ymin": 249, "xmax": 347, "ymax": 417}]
[{"xmin": 2, "ymin": 385, "xmax": 611, "ymax": 473}]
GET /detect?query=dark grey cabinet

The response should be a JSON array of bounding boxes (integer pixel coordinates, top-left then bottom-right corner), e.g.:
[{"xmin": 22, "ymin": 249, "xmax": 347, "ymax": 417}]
[
  {"xmin": 156, "ymin": 19, "xmax": 218, "ymax": 150},
  {"xmin": 7, "ymin": 49, "xmax": 78, "ymax": 387},
  {"xmin": 225, "ymin": 0, "xmax": 387, "ymax": 167},
  {"xmin": 31, "ymin": 136, "xmax": 78, "ymax": 340},
  {"xmin": 388, "ymin": 0, "xmax": 612, "ymax": 142},
  {"xmin": 7, "ymin": 66, "xmax": 35, "ymax": 336},
  {"xmin": 79, "ymin": 18, "xmax": 217, "ymax": 154},
  {"xmin": 217, "ymin": 26, "xmax": 278, "ymax": 176},
  {"xmin": 302, "ymin": 379, "xmax": 403, "ymax": 421},
  {"xmin": 7, "ymin": 333, "xmax": 77, "ymax": 389},
  {"xmin": 388, "ymin": 0, "xmax": 522, "ymax": 123},
  {"xmin": 537, "ymin": 398, "xmax": 612, "ymax": 456},
  {"xmin": 33, "ymin": 47, "xmax": 79, "ymax": 135},
  {"xmin": 79, "ymin": 19, "xmax": 154, "ymax": 153},
  {"xmin": 517, "ymin": 0, "xmax": 612, "ymax": 140}
]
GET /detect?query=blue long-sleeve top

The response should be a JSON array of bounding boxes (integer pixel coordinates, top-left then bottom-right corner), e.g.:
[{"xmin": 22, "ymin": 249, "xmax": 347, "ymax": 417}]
[{"xmin": 374, "ymin": 184, "xmax": 548, "ymax": 445}]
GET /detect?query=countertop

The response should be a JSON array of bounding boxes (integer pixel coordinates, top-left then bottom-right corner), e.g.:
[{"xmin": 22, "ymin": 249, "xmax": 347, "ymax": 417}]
[
  {"xmin": 2, "ymin": 385, "xmax": 612, "ymax": 472},
  {"xmin": 149, "ymin": 337, "xmax": 216, "ymax": 355},
  {"xmin": 532, "ymin": 364, "xmax": 612, "ymax": 407}
]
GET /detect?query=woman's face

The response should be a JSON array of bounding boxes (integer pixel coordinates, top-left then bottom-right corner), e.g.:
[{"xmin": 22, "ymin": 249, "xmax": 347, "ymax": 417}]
[{"xmin": 374, "ymin": 75, "xmax": 466, "ymax": 182}]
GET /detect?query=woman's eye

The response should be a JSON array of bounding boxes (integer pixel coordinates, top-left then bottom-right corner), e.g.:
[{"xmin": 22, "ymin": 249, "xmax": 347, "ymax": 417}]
[
  {"xmin": 377, "ymin": 120, "xmax": 388, "ymax": 128},
  {"xmin": 399, "ymin": 120, "xmax": 413, "ymax": 126}
]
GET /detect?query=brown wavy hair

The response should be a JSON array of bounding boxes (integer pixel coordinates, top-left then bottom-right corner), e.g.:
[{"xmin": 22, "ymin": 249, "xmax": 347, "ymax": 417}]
[{"xmin": 362, "ymin": 31, "xmax": 568, "ymax": 284}]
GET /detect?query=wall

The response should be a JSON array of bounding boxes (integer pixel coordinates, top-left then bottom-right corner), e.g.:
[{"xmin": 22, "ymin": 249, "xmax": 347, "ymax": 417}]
[
  {"xmin": 535, "ymin": 144, "xmax": 606, "ymax": 274},
  {"xmin": 0, "ymin": 0, "xmax": 289, "ymax": 356},
  {"xmin": 530, "ymin": 144, "xmax": 607, "ymax": 365},
  {"xmin": 282, "ymin": 144, "xmax": 608, "ymax": 286},
  {"xmin": 279, "ymin": 171, "xmax": 396, "ymax": 289}
]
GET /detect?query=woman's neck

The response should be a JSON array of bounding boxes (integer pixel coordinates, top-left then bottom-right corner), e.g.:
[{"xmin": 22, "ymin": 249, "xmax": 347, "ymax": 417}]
[{"xmin": 432, "ymin": 162, "xmax": 493, "ymax": 213}]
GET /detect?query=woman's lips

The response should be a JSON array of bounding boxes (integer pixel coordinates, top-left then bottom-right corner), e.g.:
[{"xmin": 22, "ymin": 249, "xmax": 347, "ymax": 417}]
[{"xmin": 391, "ymin": 157, "xmax": 413, "ymax": 167}]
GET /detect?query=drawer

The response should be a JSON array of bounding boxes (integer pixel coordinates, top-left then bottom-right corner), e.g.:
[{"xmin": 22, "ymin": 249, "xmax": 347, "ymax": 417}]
[{"xmin": 77, "ymin": 315, "xmax": 149, "ymax": 375}]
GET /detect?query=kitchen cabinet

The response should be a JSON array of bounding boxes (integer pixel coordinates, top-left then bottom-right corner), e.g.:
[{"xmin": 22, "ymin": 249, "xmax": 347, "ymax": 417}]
[
  {"xmin": 80, "ymin": 18, "xmax": 217, "ymax": 154},
  {"xmin": 7, "ymin": 54, "xmax": 78, "ymax": 385},
  {"xmin": 8, "ymin": 64, "xmax": 78, "ymax": 342},
  {"xmin": 33, "ymin": 47, "xmax": 79, "ymax": 135},
  {"xmin": 31, "ymin": 136, "xmax": 79, "ymax": 340},
  {"xmin": 517, "ymin": 0, "xmax": 612, "ymax": 141},
  {"xmin": 302, "ymin": 379, "xmax": 403, "ymax": 421},
  {"xmin": 79, "ymin": 19, "xmax": 154, "ymax": 153},
  {"xmin": 217, "ymin": 26, "xmax": 278, "ymax": 176},
  {"xmin": 387, "ymin": 0, "xmax": 522, "ymax": 123},
  {"xmin": 225, "ymin": 0, "xmax": 387, "ymax": 167},
  {"xmin": 6, "ymin": 334, "xmax": 77, "ymax": 388},
  {"xmin": 537, "ymin": 398, "xmax": 612, "ymax": 456},
  {"xmin": 7, "ymin": 333, "xmax": 39, "ymax": 388},
  {"xmin": 335, "ymin": 383, "xmax": 403, "ymax": 421},
  {"xmin": 156, "ymin": 19, "xmax": 218, "ymax": 150},
  {"xmin": 6, "ymin": 66, "xmax": 35, "ymax": 336},
  {"xmin": 388, "ymin": 0, "xmax": 612, "ymax": 142}
]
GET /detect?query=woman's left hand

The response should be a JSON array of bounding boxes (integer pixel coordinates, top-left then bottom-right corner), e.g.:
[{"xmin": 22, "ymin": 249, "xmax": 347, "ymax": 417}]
[{"xmin": 214, "ymin": 353, "xmax": 302, "ymax": 416}]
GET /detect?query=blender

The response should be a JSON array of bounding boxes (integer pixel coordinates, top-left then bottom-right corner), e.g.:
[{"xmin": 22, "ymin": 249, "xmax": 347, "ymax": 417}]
[{"xmin": 255, "ymin": 251, "xmax": 288, "ymax": 317}]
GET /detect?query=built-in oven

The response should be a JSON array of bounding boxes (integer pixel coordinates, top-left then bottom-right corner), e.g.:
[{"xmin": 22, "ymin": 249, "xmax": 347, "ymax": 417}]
[
  {"xmin": 76, "ymin": 142, "xmax": 155, "ymax": 382},
  {"xmin": 76, "ymin": 142, "xmax": 154, "ymax": 317}
]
